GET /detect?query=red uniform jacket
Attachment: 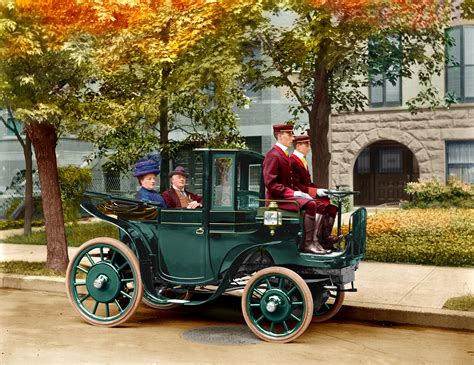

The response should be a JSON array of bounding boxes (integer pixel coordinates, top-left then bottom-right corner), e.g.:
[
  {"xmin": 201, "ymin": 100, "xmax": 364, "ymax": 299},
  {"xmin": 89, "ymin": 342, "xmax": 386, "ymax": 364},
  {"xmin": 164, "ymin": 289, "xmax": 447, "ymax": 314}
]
[
  {"xmin": 263, "ymin": 145, "xmax": 310, "ymax": 211},
  {"xmin": 290, "ymin": 153, "xmax": 333, "ymax": 214},
  {"xmin": 290, "ymin": 154, "xmax": 318, "ymax": 198},
  {"xmin": 161, "ymin": 188, "xmax": 202, "ymax": 209}
]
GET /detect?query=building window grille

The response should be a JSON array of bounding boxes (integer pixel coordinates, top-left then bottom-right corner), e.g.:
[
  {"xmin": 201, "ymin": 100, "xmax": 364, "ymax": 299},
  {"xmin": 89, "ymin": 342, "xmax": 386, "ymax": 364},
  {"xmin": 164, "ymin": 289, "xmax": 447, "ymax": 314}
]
[
  {"xmin": 356, "ymin": 148, "xmax": 370, "ymax": 174},
  {"xmin": 378, "ymin": 148, "xmax": 402, "ymax": 174},
  {"xmin": 446, "ymin": 25, "xmax": 474, "ymax": 103},
  {"xmin": 446, "ymin": 140, "xmax": 474, "ymax": 183}
]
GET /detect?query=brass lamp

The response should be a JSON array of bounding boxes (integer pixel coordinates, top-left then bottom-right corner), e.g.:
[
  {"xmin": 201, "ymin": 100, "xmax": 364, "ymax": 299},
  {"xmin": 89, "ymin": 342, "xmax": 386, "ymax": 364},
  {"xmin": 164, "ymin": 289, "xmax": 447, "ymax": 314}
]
[{"xmin": 263, "ymin": 201, "xmax": 282, "ymax": 236}]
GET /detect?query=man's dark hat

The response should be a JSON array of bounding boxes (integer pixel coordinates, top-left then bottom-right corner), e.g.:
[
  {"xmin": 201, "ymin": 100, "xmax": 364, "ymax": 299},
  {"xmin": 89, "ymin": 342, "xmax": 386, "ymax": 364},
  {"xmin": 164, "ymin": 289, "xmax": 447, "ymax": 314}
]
[
  {"xmin": 133, "ymin": 153, "xmax": 161, "ymax": 177},
  {"xmin": 169, "ymin": 166, "xmax": 188, "ymax": 178},
  {"xmin": 293, "ymin": 135, "xmax": 311, "ymax": 145}
]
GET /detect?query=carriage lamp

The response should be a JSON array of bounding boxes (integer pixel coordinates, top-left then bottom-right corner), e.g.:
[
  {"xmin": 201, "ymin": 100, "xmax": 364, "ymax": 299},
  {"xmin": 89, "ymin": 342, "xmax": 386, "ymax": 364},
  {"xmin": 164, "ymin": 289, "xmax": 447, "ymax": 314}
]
[{"xmin": 264, "ymin": 201, "xmax": 282, "ymax": 236}]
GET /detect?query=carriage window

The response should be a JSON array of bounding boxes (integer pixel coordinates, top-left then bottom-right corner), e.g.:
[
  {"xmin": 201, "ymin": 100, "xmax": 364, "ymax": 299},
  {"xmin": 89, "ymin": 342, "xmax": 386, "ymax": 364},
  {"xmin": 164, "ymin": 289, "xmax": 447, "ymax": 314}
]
[
  {"xmin": 236, "ymin": 159, "xmax": 262, "ymax": 210},
  {"xmin": 212, "ymin": 157, "xmax": 234, "ymax": 208}
]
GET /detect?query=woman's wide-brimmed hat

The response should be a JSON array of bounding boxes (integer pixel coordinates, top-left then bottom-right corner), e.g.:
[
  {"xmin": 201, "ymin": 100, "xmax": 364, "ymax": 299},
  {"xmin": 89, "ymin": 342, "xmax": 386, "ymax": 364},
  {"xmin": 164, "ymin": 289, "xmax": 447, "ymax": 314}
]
[
  {"xmin": 133, "ymin": 153, "xmax": 162, "ymax": 177},
  {"xmin": 169, "ymin": 166, "xmax": 188, "ymax": 178}
]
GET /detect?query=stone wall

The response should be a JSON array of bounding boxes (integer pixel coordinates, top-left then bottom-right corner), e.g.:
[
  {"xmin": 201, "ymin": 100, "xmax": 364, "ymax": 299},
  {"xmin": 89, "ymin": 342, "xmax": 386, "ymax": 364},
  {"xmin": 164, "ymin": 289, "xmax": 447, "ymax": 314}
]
[{"xmin": 330, "ymin": 104, "xmax": 474, "ymax": 188}]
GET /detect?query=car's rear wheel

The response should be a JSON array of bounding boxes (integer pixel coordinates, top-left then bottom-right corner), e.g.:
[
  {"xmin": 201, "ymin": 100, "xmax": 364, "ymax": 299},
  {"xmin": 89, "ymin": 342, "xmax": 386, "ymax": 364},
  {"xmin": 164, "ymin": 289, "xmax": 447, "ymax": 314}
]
[
  {"xmin": 66, "ymin": 237, "xmax": 143, "ymax": 327},
  {"xmin": 242, "ymin": 267, "xmax": 313, "ymax": 343},
  {"xmin": 310, "ymin": 284, "xmax": 345, "ymax": 323}
]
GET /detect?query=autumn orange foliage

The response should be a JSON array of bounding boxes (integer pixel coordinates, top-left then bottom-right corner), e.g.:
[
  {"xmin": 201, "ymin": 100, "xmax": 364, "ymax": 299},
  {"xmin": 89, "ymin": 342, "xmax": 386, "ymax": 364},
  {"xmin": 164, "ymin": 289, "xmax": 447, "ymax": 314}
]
[
  {"xmin": 14, "ymin": 0, "xmax": 219, "ymax": 36},
  {"xmin": 309, "ymin": 0, "xmax": 447, "ymax": 28}
]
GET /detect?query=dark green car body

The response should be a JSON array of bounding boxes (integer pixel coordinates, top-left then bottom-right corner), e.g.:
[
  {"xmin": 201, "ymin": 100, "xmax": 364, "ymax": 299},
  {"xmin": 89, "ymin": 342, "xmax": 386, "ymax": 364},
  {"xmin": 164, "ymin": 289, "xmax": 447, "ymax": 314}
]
[{"xmin": 73, "ymin": 149, "xmax": 366, "ymax": 339}]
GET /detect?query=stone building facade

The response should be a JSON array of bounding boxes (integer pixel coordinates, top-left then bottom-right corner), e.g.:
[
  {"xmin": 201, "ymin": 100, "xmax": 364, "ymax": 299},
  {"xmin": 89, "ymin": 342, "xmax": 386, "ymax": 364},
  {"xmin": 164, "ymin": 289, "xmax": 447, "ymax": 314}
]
[{"xmin": 330, "ymin": 105, "xmax": 474, "ymax": 205}]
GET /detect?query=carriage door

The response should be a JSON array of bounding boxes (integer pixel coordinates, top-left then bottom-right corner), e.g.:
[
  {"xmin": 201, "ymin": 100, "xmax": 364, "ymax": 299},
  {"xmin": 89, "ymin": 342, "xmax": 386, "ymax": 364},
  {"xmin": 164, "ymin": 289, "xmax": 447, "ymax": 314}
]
[{"xmin": 157, "ymin": 153, "xmax": 209, "ymax": 282}]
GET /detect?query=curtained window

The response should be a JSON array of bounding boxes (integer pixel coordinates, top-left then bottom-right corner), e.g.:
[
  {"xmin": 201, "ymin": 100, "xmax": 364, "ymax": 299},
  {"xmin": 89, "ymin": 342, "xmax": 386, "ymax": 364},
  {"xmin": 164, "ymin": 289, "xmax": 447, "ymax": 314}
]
[
  {"xmin": 446, "ymin": 26, "xmax": 474, "ymax": 103},
  {"xmin": 446, "ymin": 141, "xmax": 474, "ymax": 183}
]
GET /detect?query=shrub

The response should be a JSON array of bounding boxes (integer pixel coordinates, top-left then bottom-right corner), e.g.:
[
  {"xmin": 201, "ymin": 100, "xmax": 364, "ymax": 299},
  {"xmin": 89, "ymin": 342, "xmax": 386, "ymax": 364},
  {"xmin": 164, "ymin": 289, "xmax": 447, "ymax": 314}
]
[
  {"xmin": 0, "ymin": 219, "xmax": 44, "ymax": 230},
  {"xmin": 404, "ymin": 176, "xmax": 473, "ymax": 208},
  {"xmin": 58, "ymin": 165, "xmax": 92, "ymax": 223},
  {"xmin": 5, "ymin": 197, "xmax": 44, "ymax": 219},
  {"xmin": 362, "ymin": 208, "xmax": 474, "ymax": 267}
]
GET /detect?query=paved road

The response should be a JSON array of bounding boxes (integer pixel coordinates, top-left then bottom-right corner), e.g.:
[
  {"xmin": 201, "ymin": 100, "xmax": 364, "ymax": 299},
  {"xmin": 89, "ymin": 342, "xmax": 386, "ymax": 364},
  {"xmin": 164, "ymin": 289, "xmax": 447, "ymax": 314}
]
[{"xmin": 0, "ymin": 289, "xmax": 472, "ymax": 365}]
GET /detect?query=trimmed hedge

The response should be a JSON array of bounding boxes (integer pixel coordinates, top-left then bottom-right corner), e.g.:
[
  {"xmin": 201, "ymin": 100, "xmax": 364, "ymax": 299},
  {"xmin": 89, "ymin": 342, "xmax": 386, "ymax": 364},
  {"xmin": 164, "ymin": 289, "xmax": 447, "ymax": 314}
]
[
  {"xmin": 363, "ymin": 208, "xmax": 474, "ymax": 267},
  {"xmin": 0, "ymin": 219, "xmax": 44, "ymax": 230}
]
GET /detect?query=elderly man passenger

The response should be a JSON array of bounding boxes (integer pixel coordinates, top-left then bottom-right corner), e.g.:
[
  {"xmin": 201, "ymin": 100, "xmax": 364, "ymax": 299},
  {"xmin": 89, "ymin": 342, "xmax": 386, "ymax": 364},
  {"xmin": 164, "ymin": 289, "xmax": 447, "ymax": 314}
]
[{"xmin": 161, "ymin": 166, "xmax": 202, "ymax": 209}]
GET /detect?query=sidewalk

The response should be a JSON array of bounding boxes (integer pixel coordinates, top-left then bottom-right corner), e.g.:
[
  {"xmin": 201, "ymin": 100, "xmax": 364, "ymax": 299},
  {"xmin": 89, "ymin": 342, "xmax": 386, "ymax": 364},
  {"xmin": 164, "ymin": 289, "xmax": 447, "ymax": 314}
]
[{"xmin": 1, "ymin": 242, "xmax": 473, "ymax": 331}]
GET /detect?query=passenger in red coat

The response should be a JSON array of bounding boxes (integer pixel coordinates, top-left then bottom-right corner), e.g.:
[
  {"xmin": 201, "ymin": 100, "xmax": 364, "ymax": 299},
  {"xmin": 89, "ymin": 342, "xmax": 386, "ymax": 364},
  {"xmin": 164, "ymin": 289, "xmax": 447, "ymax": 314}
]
[
  {"xmin": 290, "ymin": 135, "xmax": 341, "ymax": 250},
  {"xmin": 263, "ymin": 124, "xmax": 330, "ymax": 255},
  {"xmin": 161, "ymin": 166, "xmax": 202, "ymax": 209}
]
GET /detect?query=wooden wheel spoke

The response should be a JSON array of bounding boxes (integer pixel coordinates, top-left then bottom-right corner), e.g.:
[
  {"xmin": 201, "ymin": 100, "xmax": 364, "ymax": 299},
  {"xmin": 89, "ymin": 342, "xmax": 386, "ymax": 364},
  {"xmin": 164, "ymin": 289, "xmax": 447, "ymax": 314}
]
[
  {"xmin": 92, "ymin": 301, "xmax": 99, "ymax": 315},
  {"xmin": 117, "ymin": 261, "xmax": 129, "ymax": 271},
  {"xmin": 79, "ymin": 293, "xmax": 90, "ymax": 303},
  {"xmin": 120, "ymin": 291, "xmax": 132, "ymax": 299},
  {"xmin": 85, "ymin": 253, "xmax": 95, "ymax": 266},
  {"xmin": 270, "ymin": 321, "xmax": 275, "ymax": 332},
  {"xmin": 290, "ymin": 313, "xmax": 301, "ymax": 321},
  {"xmin": 114, "ymin": 299, "xmax": 124, "ymax": 313},
  {"xmin": 77, "ymin": 265, "xmax": 88, "ymax": 274},
  {"xmin": 109, "ymin": 250, "xmax": 117, "ymax": 264},
  {"xmin": 287, "ymin": 285, "xmax": 297, "ymax": 296}
]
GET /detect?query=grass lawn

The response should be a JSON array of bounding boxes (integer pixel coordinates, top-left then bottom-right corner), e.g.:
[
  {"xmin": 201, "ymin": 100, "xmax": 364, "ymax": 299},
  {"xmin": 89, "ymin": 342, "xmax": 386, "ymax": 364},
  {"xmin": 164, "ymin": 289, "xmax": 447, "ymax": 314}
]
[
  {"xmin": 0, "ymin": 261, "xmax": 64, "ymax": 277},
  {"xmin": 443, "ymin": 295, "xmax": 474, "ymax": 312},
  {"xmin": 3, "ymin": 222, "xmax": 118, "ymax": 247}
]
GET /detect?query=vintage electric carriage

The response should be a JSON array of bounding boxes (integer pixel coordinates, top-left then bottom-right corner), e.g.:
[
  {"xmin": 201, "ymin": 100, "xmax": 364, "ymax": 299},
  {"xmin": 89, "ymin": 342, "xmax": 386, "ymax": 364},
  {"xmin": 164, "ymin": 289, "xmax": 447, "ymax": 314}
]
[{"xmin": 66, "ymin": 149, "xmax": 367, "ymax": 343}]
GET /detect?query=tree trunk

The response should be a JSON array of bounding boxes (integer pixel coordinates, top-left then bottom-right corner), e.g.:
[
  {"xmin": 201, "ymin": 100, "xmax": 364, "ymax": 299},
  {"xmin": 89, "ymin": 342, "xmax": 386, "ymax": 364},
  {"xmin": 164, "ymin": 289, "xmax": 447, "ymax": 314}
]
[
  {"xmin": 159, "ymin": 94, "xmax": 170, "ymax": 191},
  {"xmin": 159, "ymin": 62, "xmax": 171, "ymax": 191},
  {"xmin": 26, "ymin": 122, "xmax": 69, "ymax": 271},
  {"xmin": 23, "ymin": 135, "xmax": 33, "ymax": 235},
  {"xmin": 309, "ymin": 58, "xmax": 331, "ymax": 188}
]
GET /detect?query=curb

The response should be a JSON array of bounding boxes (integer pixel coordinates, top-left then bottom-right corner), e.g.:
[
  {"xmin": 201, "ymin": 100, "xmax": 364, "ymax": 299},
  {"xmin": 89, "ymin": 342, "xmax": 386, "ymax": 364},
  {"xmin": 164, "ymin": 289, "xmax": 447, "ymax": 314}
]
[
  {"xmin": 1, "ymin": 273, "xmax": 473, "ymax": 331},
  {"xmin": 339, "ymin": 302, "xmax": 474, "ymax": 331},
  {"xmin": 0, "ymin": 273, "xmax": 65, "ymax": 294}
]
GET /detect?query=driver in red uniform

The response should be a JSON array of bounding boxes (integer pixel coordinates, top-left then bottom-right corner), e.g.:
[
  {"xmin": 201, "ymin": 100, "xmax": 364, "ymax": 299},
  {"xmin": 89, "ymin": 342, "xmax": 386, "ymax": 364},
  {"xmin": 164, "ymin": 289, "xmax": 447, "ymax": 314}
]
[
  {"xmin": 290, "ymin": 135, "xmax": 342, "ymax": 251},
  {"xmin": 262, "ymin": 124, "xmax": 330, "ymax": 255}
]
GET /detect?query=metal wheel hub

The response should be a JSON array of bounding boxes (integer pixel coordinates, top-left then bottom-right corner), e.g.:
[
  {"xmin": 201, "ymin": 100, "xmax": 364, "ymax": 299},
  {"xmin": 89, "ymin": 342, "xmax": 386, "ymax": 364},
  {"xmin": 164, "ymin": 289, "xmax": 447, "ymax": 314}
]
[
  {"xmin": 260, "ymin": 289, "xmax": 291, "ymax": 322},
  {"xmin": 86, "ymin": 263, "xmax": 122, "ymax": 303}
]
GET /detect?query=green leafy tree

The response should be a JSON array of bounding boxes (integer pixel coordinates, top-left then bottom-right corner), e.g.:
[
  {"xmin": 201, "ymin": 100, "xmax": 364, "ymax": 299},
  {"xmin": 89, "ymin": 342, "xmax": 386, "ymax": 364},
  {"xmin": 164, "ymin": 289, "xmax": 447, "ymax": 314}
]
[
  {"xmin": 58, "ymin": 165, "xmax": 92, "ymax": 223},
  {"xmin": 0, "ymin": 100, "xmax": 33, "ymax": 234},
  {"xmin": 247, "ymin": 0, "xmax": 452, "ymax": 186},
  {"xmin": 0, "ymin": 3, "xmax": 97, "ymax": 270},
  {"xmin": 75, "ymin": 1, "xmax": 261, "ymax": 189}
]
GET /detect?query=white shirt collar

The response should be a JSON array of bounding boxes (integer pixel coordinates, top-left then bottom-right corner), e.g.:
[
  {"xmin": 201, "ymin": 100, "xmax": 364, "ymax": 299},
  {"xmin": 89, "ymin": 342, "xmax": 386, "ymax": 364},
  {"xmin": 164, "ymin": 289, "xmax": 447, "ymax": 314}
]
[
  {"xmin": 172, "ymin": 184, "xmax": 185, "ymax": 192},
  {"xmin": 292, "ymin": 150, "xmax": 305, "ymax": 160},
  {"xmin": 275, "ymin": 142, "xmax": 289, "ymax": 152}
]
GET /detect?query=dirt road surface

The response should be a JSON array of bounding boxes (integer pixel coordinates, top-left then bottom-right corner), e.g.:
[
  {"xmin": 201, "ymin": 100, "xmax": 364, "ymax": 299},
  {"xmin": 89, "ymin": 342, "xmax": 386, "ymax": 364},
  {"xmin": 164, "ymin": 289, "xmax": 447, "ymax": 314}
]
[{"xmin": 0, "ymin": 289, "xmax": 472, "ymax": 364}]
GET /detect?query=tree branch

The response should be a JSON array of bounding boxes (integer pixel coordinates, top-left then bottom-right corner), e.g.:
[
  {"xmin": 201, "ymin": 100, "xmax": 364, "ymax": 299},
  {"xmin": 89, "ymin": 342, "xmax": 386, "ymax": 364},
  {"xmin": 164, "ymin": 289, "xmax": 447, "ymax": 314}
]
[
  {"xmin": 257, "ymin": 32, "xmax": 311, "ymax": 114},
  {"xmin": 1, "ymin": 99, "xmax": 25, "ymax": 149}
]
